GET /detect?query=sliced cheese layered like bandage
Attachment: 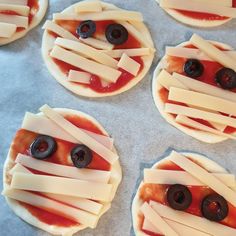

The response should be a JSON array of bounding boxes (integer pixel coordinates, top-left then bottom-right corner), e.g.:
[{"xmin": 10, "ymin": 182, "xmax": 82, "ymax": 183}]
[
  {"xmin": 42, "ymin": 20, "xmax": 78, "ymax": 41},
  {"xmin": 50, "ymin": 46, "xmax": 121, "ymax": 83},
  {"xmin": 3, "ymin": 189, "xmax": 98, "ymax": 228},
  {"xmin": 0, "ymin": 0, "xmax": 27, "ymax": 5},
  {"xmin": 0, "ymin": 22, "xmax": 16, "ymax": 38},
  {"xmin": 0, "ymin": 4, "xmax": 29, "ymax": 16},
  {"xmin": 39, "ymin": 105, "xmax": 119, "ymax": 165},
  {"xmin": 169, "ymin": 151, "xmax": 236, "ymax": 207},
  {"xmin": 0, "ymin": 14, "xmax": 28, "ymax": 28},
  {"xmin": 68, "ymin": 70, "xmax": 91, "ymax": 84},
  {"xmin": 102, "ymin": 48, "xmax": 151, "ymax": 58},
  {"xmin": 11, "ymin": 173, "xmax": 113, "ymax": 202},
  {"xmin": 9, "ymin": 163, "xmax": 31, "ymax": 175},
  {"xmin": 160, "ymin": 0, "xmax": 236, "ymax": 18},
  {"xmin": 15, "ymin": 154, "xmax": 111, "ymax": 183},
  {"xmin": 75, "ymin": 0, "xmax": 102, "ymax": 13},
  {"xmin": 21, "ymin": 112, "xmax": 114, "ymax": 150},
  {"xmin": 79, "ymin": 37, "xmax": 114, "ymax": 50},
  {"xmin": 144, "ymin": 169, "xmax": 235, "ymax": 187}
]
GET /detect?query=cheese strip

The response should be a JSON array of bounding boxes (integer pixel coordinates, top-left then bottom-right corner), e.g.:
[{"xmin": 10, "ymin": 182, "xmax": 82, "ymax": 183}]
[
  {"xmin": 0, "ymin": 0, "xmax": 27, "ymax": 5},
  {"xmin": 144, "ymin": 169, "xmax": 235, "ymax": 187},
  {"xmin": 40, "ymin": 105, "xmax": 119, "ymax": 164},
  {"xmin": 75, "ymin": 0, "xmax": 102, "ymax": 13},
  {"xmin": 50, "ymin": 46, "xmax": 121, "ymax": 83},
  {"xmin": 21, "ymin": 112, "xmax": 114, "ymax": 150},
  {"xmin": 68, "ymin": 70, "xmax": 91, "ymax": 84},
  {"xmin": 160, "ymin": 0, "xmax": 236, "ymax": 18},
  {"xmin": 3, "ymin": 189, "xmax": 98, "ymax": 228},
  {"xmin": 140, "ymin": 202, "xmax": 179, "ymax": 236},
  {"xmin": 117, "ymin": 53, "xmax": 140, "ymax": 76},
  {"xmin": 55, "ymin": 37, "xmax": 117, "ymax": 68},
  {"xmin": 42, "ymin": 20, "xmax": 78, "ymax": 41},
  {"xmin": 11, "ymin": 173, "xmax": 113, "ymax": 202},
  {"xmin": 169, "ymin": 151, "xmax": 236, "ymax": 207},
  {"xmin": 190, "ymin": 34, "xmax": 236, "ymax": 71},
  {"xmin": 169, "ymin": 87, "xmax": 236, "ymax": 116},
  {"xmin": 0, "ymin": 22, "xmax": 16, "ymax": 38},
  {"xmin": 102, "ymin": 48, "xmax": 151, "ymax": 58},
  {"xmin": 0, "ymin": 14, "xmax": 28, "ymax": 28},
  {"xmin": 15, "ymin": 154, "xmax": 111, "ymax": 183},
  {"xmin": 79, "ymin": 37, "xmax": 114, "ymax": 50},
  {"xmin": 0, "ymin": 4, "xmax": 29, "ymax": 16},
  {"xmin": 150, "ymin": 201, "xmax": 236, "ymax": 236},
  {"xmin": 53, "ymin": 10, "xmax": 143, "ymax": 22},
  {"xmin": 9, "ymin": 163, "xmax": 31, "ymax": 175}
]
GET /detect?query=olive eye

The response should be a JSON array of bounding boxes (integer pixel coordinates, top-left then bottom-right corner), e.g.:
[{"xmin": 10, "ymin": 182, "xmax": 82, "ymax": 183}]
[
  {"xmin": 215, "ymin": 67, "xmax": 236, "ymax": 90},
  {"xmin": 76, "ymin": 20, "xmax": 96, "ymax": 38},
  {"xmin": 105, "ymin": 23, "xmax": 128, "ymax": 45},
  {"xmin": 184, "ymin": 59, "xmax": 204, "ymax": 78}
]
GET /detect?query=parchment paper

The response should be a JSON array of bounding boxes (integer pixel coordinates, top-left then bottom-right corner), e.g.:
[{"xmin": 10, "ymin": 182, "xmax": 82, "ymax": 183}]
[{"xmin": 1, "ymin": 0, "xmax": 236, "ymax": 235}]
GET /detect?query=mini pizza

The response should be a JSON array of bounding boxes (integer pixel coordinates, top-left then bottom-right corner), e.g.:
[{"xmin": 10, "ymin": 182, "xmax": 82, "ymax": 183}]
[
  {"xmin": 42, "ymin": 0, "xmax": 155, "ymax": 97},
  {"xmin": 132, "ymin": 151, "xmax": 236, "ymax": 236},
  {"xmin": 152, "ymin": 34, "xmax": 236, "ymax": 143},
  {"xmin": 0, "ymin": 0, "xmax": 48, "ymax": 46},
  {"xmin": 2, "ymin": 104, "xmax": 122, "ymax": 235},
  {"xmin": 156, "ymin": 0, "xmax": 236, "ymax": 27}
]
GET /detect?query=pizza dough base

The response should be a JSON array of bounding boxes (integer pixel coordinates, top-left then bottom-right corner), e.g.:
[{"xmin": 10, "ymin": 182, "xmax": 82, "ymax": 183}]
[
  {"xmin": 152, "ymin": 40, "xmax": 236, "ymax": 144},
  {"xmin": 0, "ymin": 0, "xmax": 48, "ymax": 46},
  {"xmin": 132, "ymin": 151, "xmax": 232, "ymax": 236},
  {"xmin": 42, "ymin": 1, "xmax": 155, "ymax": 97},
  {"xmin": 3, "ymin": 108, "xmax": 122, "ymax": 236}
]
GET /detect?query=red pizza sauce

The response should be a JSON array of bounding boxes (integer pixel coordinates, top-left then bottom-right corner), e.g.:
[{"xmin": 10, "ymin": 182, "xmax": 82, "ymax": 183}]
[
  {"xmin": 10, "ymin": 113, "xmax": 111, "ymax": 227},
  {"xmin": 139, "ymin": 160, "xmax": 236, "ymax": 235}
]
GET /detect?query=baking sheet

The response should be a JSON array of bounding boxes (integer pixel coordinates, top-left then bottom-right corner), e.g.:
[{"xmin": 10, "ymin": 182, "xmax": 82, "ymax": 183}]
[{"xmin": 1, "ymin": 0, "xmax": 236, "ymax": 235}]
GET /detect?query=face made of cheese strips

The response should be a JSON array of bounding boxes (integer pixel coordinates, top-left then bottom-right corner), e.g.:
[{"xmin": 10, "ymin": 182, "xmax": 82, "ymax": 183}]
[
  {"xmin": 152, "ymin": 34, "xmax": 236, "ymax": 144},
  {"xmin": 2, "ymin": 106, "xmax": 122, "ymax": 236},
  {"xmin": 132, "ymin": 151, "xmax": 236, "ymax": 236},
  {"xmin": 0, "ymin": 0, "xmax": 48, "ymax": 46},
  {"xmin": 42, "ymin": 0, "xmax": 155, "ymax": 97}
]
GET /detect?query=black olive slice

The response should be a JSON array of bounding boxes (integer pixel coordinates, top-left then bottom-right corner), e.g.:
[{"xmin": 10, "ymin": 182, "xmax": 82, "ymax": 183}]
[
  {"xmin": 30, "ymin": 135, "xmax": 57, "ymax": 160},
  {"xmin": 201, "ymin": 194, "xmax": 228, "ymax": 222},
  {"xmin": 71, "ymin": 144, "xmax": 92, "ymax": 168},
  {"xmin": 105, "ymin": 24, "xmax": 128, "ymax": 45},
  {"xmin": 215, "ymin": 68, "xmax": 236, "ymax": 90},
  {"xmin": 184, "ymin": 59, "xmax": 204, "ymax": 78},
  {"xmin": 76, "ymin": 20, "xmax": 96, "ymax": 38},
  {"xmin": 167, "ymin": 184, "xmax": 192, "ymax": 211}
]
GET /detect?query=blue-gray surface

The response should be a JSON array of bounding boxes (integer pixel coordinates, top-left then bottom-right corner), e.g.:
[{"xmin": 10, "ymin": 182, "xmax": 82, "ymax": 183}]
[{"xmin": 1, "ymin": 0, "xmax": 236, "ymax": 235}]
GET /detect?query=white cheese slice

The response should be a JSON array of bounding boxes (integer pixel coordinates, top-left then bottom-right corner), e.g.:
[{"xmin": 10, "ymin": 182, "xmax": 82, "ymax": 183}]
[
  {"xmin": 53, "ymin": 10, "xmax": 143, "ymax": 22},
  {"xmin": 42, "ymin": 20, "xmax": 78, "ymax": 41},
  {"xmin": 79, "ymin": 37, "xmax": 114, "ymax": 50},
  {"xmin": 55, "ymin": 37, "xmax": 117, "ymax": 68},
  {"xmin": 117, "ymin": 53, "xmax": 141, "ymax": 76},
  {"xmin": 169, "ymin": 151, "xmax": 236, "ymax": 207},
  {"xmin": 160, "ymin": 0, "xmax": 236, "ymax": 18},
  {"xmin": 0, "ymin": 22, "xmax": 16, "ymax": 38},
  {"xmin": 190, "ymin": 34, "xmax": 236, "ymax": 71},
  {"xmin": 11, "ymin": 172, "xmax": 113, "ymax": 202},
  {"xmin": 0, "ymin": 4, "xmax": 29, "ymax": 16},
  {"xmin": 39, "ymin": 105, "xmax": 119, "ymax": 165},
  {"xmin": 0, "ymin": 13, "xmax": 28, "ymax": 28},
  {"xmin": 150, "ymin": 200, "xmax": 236, "ymax": 236},
  {"xmin": 102, "ymin": 48, "xmax": 151, "ymax": 58},
  {"xmin": 3, "ymin": 188, "xmax": 98, "ymax": 228},
  {"xmin": 68, "ymin": 70, "xmax": 91, "ymax": 84},
  {"xmin": 15, "ymin": 154, "xmax": 111, "ymax": 183},
  {"xmin": 21, "ymin": 112, "xmax": 114, "ymax": 150},
  {"xmin": 140, "ymin": 202, "xmax": 179, "ymax": 236},
  {"xmin": 169, "ymin": 87, "xmax": 236, "ymax": 116},
  {"xmin": 50, "ymin": 46, "xmax": 121, "ymax": 83},
  {"xmin": 75, "ymin": 0, "xmax": 102, "ymax": 13},
  {"xmin": 9, "ymin": 163, "xmax": 31, "ymax": 175},
  {"xmin": 0, "ymin": 0, "xmax": 27, "ymax": 5},
  {"xmin": 144, "ymin": 169, "xmax": 235, "ymax": 187}
]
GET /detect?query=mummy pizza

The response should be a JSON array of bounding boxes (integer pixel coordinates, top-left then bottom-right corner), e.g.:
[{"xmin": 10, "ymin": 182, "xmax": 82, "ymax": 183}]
[
  {"xmin": 132, "ymin": 151, "xmax": 236, "ymax": 236},
  {"xmin": 42, "ymin": 0, "xmax": 155, "ymax": 97},
  {"xmin": 2, "ymin": 104, "xmax": 122, "ymax": 235},
  {"xmin": 156, "ymin": 0, "xmax": 236, "ymax": 27},
  {"xmin": 153, "ymin": 34, "xmax": 236, "ymax": 143},
  {"xmin": 0, "ymin": 0, "xmax": 48, "ymax": 46}
]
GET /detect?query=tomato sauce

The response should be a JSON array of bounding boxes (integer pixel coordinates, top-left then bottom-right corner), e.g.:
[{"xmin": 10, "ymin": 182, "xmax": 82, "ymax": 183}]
[{"xmin": 10, "ymin": 113, "xmax": 111, "ymax": 226}]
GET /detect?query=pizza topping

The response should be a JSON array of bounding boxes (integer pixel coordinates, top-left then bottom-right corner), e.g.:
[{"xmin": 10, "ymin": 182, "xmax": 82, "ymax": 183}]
[
  {"xmin": 71, "ymin": 144, "xmax": 93, "ymax": 168},
  {"xmin": 215, "ymin": 68, "xmax": 236, "ymax": 90},
  {"xmin": 105, "ymin": 23, "xmax": 128, "ymax": 45},
  {"xmin": 0, "ymin": 22, "xmax": 16, "ymax": 38},
  {"xmin": 201, "ymin": 194, "xmax": 229, "ymax": 222},
  {"xmin": 167, "ymin": 184, "xmax": 192, "ymax": 211},
  {"xmin": 76, "ymin": 20, "xmax": 96, "ymax": 39},
  {"xmin": 30, "ymin": 135, "xmax": 57, "ymax": 160},
  {"xmin": 184, "ymin": 59, "xmax": 204, "ymax": 79}
]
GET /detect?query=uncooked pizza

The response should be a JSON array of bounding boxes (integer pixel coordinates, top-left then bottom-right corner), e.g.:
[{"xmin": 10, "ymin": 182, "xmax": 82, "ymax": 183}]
[
  {"xmin": 42, "ymin": 0, "xmax": 155, "ymax": 97},
  {"xmin": 0, "ymin": 0, "xmax": 48, "ymax": 45},
  {"xmin": 132, "ymin": 151, "xmax": 236, "ymax": 236},
  {"xmin": 152, "ymin": 34, "xmax": 236, "ymax": 143},
  {"xmin": 2, "ymin": 104, "xmax": 122, "ymax": 235}
]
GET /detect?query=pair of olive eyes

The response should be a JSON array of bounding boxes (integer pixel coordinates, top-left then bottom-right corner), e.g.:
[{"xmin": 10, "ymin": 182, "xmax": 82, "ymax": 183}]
[
  {"xmin": 167, "ymin": 184, "xmax": 229, "ymax": 222},
  {"xmin": 29, "ymin": 135, "xmax": 92, "ymax": 168},
  {"xmin": 76, "ymin": 20, "xmax": 128, "ymax": 45}
]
